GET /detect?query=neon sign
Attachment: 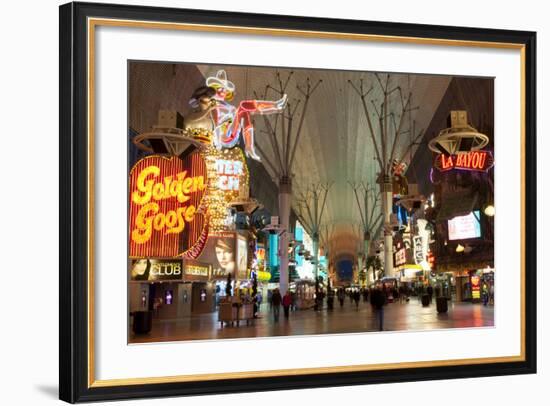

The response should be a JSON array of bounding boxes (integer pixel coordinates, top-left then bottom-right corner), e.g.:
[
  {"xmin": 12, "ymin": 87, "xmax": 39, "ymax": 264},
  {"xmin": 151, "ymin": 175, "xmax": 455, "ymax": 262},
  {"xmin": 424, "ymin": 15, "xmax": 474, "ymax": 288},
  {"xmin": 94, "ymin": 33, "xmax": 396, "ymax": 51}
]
[
  {"xmin": 394, "ymin": 248, "xmax": 407, "ymax": 266},
  {"xmin": 203, "ymin": 147, "xmax": 249, "ymax": 234},
  {"xmin": 205, "ymin": 70, "xmax": 287, "ymax": 161},
  {"xmin": 129, "ymin": 154, "xmax": 208, "ymax": 258},
  {"xmin": 215, "ymin": 159, "xmax": 244, "ymax": 191},
  {"xmin": 433, "ymin": 150, "xmax": 494, "ymax": 172}
]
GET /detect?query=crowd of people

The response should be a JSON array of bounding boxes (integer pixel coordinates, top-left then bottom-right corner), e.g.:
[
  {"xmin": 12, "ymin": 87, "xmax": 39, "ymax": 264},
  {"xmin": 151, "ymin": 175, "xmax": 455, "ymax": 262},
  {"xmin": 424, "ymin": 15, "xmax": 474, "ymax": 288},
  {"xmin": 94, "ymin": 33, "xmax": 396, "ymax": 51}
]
[
  {"xmin": 222, "ymin": 279, "xmax": 494, "ymax": 332},
  {"xmin": 260, "ymin": 284, "xmax": 410, "ymax": 331}
]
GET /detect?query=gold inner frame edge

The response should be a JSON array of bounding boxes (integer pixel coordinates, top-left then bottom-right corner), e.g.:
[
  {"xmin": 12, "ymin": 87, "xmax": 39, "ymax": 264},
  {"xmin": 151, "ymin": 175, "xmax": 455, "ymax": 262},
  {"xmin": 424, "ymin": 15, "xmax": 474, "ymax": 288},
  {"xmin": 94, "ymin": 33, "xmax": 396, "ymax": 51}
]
[{"xmin": 86, "ymin": 17, "xmax": 527, "ymax": 388}]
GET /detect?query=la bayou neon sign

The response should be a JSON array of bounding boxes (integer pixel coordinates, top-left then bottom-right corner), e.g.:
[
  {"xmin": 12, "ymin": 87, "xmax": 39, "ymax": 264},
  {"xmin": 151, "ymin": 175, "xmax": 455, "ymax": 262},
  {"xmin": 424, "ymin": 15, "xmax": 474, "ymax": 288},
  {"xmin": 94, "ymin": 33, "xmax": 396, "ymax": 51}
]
[
  {"xmin": 129, "ymin": 154, "xmax": 207, "ymax": 257},
  {"xmin": 434, "ymin": 150, "xmax": 494, "ymax": 172}
]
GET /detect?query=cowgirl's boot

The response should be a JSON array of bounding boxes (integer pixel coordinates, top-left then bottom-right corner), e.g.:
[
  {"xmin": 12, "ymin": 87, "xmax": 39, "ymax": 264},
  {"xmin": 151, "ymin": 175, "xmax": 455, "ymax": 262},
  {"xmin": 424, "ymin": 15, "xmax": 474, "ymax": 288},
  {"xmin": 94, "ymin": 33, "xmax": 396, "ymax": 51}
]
[{"xmin": 244, "ymin": 127, "xmax": 261, "ymax": 161}]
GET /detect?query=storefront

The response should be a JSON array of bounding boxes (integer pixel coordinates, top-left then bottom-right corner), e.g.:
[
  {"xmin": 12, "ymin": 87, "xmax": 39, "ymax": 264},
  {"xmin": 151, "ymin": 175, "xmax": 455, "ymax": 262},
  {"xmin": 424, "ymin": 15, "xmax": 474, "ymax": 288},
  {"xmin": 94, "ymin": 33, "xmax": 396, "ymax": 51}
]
[
  {"xmin": 129, "ymin": 258, "xmax": 191, "ymax": 320},
  {"xmin": 129, "ymin": 258, "xmax": 218, "ymax": 320},
  {"xmin": 436, "ymin": 262, "xmax": 494, "ymax": 302},
  {"xmin": 294, "ymin": 280, "xmax": 316, "ymax": 309},
  {"xmin": 183, "ymin": 260, "xmax": 215, "ymax": 314}
]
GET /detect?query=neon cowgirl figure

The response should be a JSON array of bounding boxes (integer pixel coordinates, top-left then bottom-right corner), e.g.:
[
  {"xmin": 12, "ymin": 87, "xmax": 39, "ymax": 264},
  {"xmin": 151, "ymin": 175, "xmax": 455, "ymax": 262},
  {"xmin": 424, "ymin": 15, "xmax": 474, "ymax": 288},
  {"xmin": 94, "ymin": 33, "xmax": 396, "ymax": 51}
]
[{"xmin": 190, "ymin": 70, "xmax": 287, "ymax": 160}]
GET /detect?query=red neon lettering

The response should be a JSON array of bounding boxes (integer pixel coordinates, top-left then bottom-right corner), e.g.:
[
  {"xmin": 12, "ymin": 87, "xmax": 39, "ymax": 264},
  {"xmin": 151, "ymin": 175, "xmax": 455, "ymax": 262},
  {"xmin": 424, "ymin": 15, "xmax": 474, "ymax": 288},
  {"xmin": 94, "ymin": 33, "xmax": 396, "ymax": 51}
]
[
  {"xmin": 471, "ymin": 152, "xmax": 480, "ymax": 169},
  {"xmin": 441, "ymin": 154, "xmax": 453, "ymax": 170}
]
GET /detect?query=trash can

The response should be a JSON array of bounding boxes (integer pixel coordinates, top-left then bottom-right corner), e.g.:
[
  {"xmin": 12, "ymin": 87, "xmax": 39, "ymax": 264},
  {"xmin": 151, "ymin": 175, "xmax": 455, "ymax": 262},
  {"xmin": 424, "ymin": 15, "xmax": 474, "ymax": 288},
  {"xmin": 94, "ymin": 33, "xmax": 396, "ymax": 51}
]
[
  {"xmin": 132, "ymin": 310, "xmax": 152, "ymax": 334},
  {"xmin": 421, "ymin": 294, "xmax": 430, "ymax": 307},
  {"xmin": 436, "ymin": 296, "xmax": 448, "ymax": 313}
]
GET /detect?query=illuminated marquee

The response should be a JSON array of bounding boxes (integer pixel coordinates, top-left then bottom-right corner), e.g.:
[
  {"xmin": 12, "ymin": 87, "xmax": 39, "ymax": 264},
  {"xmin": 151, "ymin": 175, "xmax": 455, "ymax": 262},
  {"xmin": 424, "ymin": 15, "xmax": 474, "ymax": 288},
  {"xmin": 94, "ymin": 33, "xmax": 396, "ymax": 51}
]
[
  {"xmin": 203, "ymin": 147, "xmax": 249, "ymax": 234},
  {"xmin": 433, "ymin": 150, "xmax": 494, "ymax": 172},
  {"xmin": 129, "ymin": 153, "xmax": 208, "ymax": 258}
]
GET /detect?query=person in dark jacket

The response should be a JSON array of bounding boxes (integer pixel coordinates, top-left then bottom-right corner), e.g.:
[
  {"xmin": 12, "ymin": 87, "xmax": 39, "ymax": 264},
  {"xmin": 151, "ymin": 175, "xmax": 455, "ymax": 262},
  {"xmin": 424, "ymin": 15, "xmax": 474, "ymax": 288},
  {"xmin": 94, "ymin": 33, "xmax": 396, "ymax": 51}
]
[
  {"xmin": 338, "ymin": 288, "xmax": 345, "ymax": 307},
  {"xmin": 362, "ymin": 288, "xmax": 369, "ymax": 302},
  {"xmin": 282, "ymin": 291, "xmax": 292, "ymax": 319},
  {"xmin": 427, "ymin": 285, "xmax": 434, "ymax": 303},
  {"xmin": 353, "ymin": 289, "xmax": 361, "ymax": 309},
  {"xmin": 327, "ymin": 288, "xmax": 335, "ymax": 311},
  {"xmin": 370, "ymin": 287, "xmax": 386, "ymax": 331},
  {"xmin": 271, "ymin": 289, "xmax": 282, "ymax": 322}
]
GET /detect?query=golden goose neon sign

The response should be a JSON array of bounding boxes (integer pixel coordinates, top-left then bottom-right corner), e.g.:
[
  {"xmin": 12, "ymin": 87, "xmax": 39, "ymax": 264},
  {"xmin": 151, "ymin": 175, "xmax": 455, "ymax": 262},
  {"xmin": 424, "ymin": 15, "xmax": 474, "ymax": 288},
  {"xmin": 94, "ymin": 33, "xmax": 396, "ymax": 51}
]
[{"xmin": 129, "ymin": 154, "xmax": 208, "ymax": 258}]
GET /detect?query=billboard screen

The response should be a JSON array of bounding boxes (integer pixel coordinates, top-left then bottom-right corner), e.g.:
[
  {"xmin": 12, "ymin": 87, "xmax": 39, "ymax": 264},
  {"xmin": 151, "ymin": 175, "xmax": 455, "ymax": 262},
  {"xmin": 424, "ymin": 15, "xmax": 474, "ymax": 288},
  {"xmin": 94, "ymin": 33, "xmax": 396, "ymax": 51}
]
[{"xmin": 448, "ymin": 211, "xmax": 481, "ymax": 240}]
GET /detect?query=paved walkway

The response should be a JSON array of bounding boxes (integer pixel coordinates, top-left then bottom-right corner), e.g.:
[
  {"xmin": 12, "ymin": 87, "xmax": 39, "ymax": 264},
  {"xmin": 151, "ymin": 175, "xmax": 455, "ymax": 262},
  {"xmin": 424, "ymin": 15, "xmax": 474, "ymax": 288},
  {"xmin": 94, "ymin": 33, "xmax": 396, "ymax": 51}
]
[{"xmin": 130, "ymin": 299, "xmax": 494, "ymax": 344}]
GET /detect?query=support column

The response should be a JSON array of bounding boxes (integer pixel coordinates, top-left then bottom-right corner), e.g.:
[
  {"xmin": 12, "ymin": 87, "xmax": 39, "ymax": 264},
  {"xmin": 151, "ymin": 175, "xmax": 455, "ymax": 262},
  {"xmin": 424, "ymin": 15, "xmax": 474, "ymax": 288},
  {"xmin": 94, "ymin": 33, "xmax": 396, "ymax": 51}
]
[
  {"xmin": 278, "ymin": 176, "xmax": 292, "ymax": 295},
  {"xmin": 312, "ymin": 235, "xmax": 320, "ymax": 309},
  {"xmin": 312, "ymin": 236, "xmax": 319, "ymax": 283},
  {"xmin": 362, "ymin": 233, "xmax": 370, "ymax": 286},
  {"xmin": 357, "ymin": 253, "xmax": 363, "ymax": 285},
  {"xmin": 381, "ymin": 176, "xmax": 395, "ymax": 278},
  {"xmin": 364, "ymin": 231, "xmax": 371, "ymax": 261}
]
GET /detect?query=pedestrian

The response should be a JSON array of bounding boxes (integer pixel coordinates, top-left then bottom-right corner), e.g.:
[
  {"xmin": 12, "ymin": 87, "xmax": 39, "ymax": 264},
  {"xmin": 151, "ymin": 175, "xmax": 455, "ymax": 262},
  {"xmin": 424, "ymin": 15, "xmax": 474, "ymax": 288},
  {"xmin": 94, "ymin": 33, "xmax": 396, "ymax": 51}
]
[
  {"xmin": 398, "ymin": 286, "xmax": 405, "ymax": 304},
  {"xmin": 338, "ymin": 288, "xmax": 345, "ymax": 308},
  {"xmin": 370, "ymin": 287, "xmax": 386, "ymax": 331},
  {"xmin": 427, "ymin": 285, "xmax": 434, "ymax": 303},
  {"xmin": 362, "ymin": 288, "xmax": 369, "ymax": 303},
  {"xmin": 282, "ymin": 290, "xmax": 292, "ymax": 319},
  {"xmin": 482, "ymin": 283, "xmax": 489, "ymax": 306},
  {"xmin": 353, "ymin": 289, "xmax": 361, "ymax": 309},
  {"xmin": 267, "ymin": 289, "xmax": 273, "ymax": 310},
  {"xmin": 327, "ymin": 289, "xmax": 334, "ymax": 311},
  {"xmin": 392, "ymin": 287, "xmax": 399, "ymax": 303},
  {"xmin": 271, "ymin": 288, "xmax": 282, "ymax": 322},
  {"xmin": 256, "ymin": 291, "xmax": 262, "ymax": 313}
]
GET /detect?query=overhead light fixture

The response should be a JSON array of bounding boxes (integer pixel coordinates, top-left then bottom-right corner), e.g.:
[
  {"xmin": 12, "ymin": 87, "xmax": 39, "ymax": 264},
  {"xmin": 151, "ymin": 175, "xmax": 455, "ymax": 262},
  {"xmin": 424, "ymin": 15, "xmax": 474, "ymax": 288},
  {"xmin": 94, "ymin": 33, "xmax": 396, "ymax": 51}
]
[
  {"xmin": 484, "ymin": 204, "xmax": 495, "ymax": 217},
  {"xmin": 456, "ymin": 244, "xmax": 465, "ymax": 253}
]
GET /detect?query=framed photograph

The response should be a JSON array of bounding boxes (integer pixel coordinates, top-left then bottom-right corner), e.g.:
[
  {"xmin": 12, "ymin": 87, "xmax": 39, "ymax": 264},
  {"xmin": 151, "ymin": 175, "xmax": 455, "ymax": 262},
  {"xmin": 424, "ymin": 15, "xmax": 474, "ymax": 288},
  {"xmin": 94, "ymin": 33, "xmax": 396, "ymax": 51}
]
[{"xmin": 59, "ymin": 1, "xmax": 536, "ymax": 403}]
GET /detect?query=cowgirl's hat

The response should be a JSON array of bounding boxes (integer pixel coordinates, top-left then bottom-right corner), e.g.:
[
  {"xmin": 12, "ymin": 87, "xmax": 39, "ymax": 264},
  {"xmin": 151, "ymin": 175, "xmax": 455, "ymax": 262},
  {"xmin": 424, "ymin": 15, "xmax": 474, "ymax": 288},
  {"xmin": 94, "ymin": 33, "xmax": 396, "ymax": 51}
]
[{"xmin": 206, "ymin": 70, "xmax": 236, "ymax": 93}]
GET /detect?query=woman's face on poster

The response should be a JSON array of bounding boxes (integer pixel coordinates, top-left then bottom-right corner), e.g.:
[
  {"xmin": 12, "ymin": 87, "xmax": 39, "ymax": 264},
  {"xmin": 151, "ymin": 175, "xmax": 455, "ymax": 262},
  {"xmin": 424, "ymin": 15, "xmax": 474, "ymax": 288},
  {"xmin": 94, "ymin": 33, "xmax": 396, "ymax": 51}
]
[
  {"xmin": 132, "ymin": 259, "xmax": 148, "ymax": 276},
  {"xmin": 215, "ymin": 241, "xmax": 234, "ymax": 270}
]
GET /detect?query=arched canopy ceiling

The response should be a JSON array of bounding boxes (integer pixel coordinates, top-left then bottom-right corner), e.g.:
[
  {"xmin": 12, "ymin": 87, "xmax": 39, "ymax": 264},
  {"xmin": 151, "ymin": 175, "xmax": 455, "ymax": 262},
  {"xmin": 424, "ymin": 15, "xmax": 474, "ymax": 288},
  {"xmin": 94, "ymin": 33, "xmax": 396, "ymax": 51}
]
[{"xmin": 196, "ymin": 64, "xmax": 451, "ymax": 259}]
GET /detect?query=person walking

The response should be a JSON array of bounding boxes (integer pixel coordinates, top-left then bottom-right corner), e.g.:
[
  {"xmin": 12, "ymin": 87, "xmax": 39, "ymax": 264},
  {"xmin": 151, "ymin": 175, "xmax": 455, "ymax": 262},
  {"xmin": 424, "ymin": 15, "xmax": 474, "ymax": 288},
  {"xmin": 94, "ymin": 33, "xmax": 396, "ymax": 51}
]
[
  {"xmin": 362, "ymin": 288, "xmax": 369, "ymax": 303},
  {"xmin": 427, "ymin": 285, "xmax": 434, "ymax": 304},
  {"xmin": 482, "ymin": 283, "xmax": 489, "ymax": 306},
  {"xmin": 271, "ymin": 288, "xmax": 282, "ymax": 322},
  {"xmin": 338, "ymin": 288, "xmax": 345, "ymax": 308},
  {"xmin": 353, "ymin": 289, "xmax": 361, "ymax": 309},
  {"xmin": 282, "ymin": 290, "xmax": 292, "ymax": 319},
  {"xmin": 256, "ymin": 291, "xmax": 263, "ymax": 315},
  {"xmin": 398, "ymin": 286, "xmax": 405, "ymax": 304},
  {"xmin": 370, "ymin": 287, "xmax": 386, "ymax": 331},
  {"xmin": 267, "ymin": 289, "xmax": 273, "ymax": 310},
  {"xmin": 327, "ymin": 288, "xmax": 335, "ymax": 311}
]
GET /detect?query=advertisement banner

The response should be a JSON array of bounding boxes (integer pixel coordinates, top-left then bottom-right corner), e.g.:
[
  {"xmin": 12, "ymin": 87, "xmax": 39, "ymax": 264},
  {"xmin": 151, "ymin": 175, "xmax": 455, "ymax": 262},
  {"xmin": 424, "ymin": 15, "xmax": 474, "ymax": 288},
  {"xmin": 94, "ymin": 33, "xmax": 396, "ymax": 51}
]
[
  {"xmin": 130, "ymin": 258, "xmax": 183, "ymax": 281},
  {"xmin": 183, "ymin": 260, "xmax": 211, "ymax": 282},
  {"xmin": 237, "ymin": 235, "xmax": 249, "ymax": 280},
  {"xmin": 196, "ymin": 233, "xmax": 237, "ymax": 280}
]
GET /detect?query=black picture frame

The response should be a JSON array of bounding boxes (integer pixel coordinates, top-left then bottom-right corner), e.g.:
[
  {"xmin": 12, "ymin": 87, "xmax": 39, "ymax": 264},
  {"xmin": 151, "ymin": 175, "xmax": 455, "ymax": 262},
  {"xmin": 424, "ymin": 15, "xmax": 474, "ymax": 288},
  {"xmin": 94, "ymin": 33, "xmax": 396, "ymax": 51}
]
[{"xmin": 59, "ymin": 1, "xmax": 536, "ymax": 403}]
